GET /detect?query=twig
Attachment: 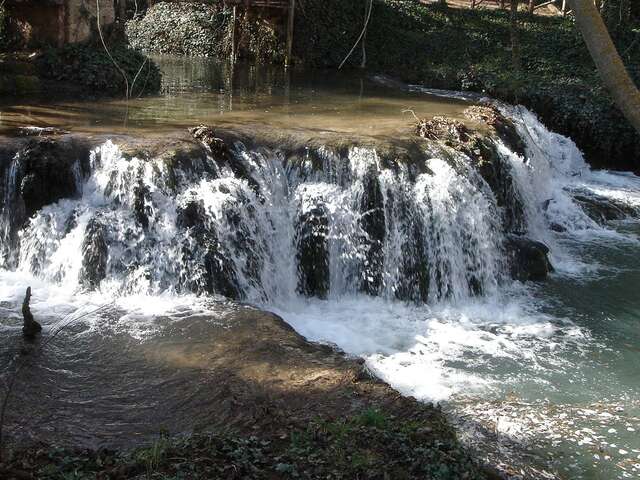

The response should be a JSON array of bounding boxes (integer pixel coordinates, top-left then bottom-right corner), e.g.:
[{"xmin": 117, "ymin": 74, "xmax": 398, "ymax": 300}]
[
  {"xmin": 338, "ymin": 0, "xmax": 373, "ymax": 70},
  {"xmin": 402, "ymin": 108, "xmax": 421, "ymax": 123}
]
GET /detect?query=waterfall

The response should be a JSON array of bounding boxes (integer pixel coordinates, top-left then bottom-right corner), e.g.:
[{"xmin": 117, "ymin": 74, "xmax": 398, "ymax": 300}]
[{"xmin": 1, "ymin": 107, "xmax": 637, "ymax": 305}]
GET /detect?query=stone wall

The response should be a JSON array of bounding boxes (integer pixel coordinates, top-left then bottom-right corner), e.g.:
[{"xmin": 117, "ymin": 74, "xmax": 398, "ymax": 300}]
[
  {"xmin": 6, "ymin": 0, "xmax": 115, "ymax": 47},
  {"xmin": 65, "ymin": 0, "xmax": 115, "ymax": 44}
]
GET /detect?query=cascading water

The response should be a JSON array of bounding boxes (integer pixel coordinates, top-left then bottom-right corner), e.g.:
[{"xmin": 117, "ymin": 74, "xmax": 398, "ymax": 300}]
[
  {"xmin": 0, "ymin": 129, "xmax": 520, "ymax": 304},
  {"xmin": 2, "ymin": 101, "xmax": 640, "ymax": 479}
]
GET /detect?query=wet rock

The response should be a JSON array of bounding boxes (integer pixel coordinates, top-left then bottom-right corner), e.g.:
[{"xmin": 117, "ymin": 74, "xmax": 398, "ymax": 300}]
[
  {"xmin": 296, "ymin": 204, "xmax": 330, "ymax": 298},
  {"xmin": 17, "ymin": 137, "xmax": 90, "ymax": 218},
  {"xmin": 189, "ymin": 124, "xmax": 261, "ymax": 193},
  {"xmin": 22, "ymin": 286, "xmax": 42, "ymax": 338},
  {"xmin": 464, "ymin": 105, "xmax": 526, "ymax": 156},
  {"xmin": 177, "ymin": 199, "xmax": 205, "ymax": 230},
  {"xmin": 81, "ymin": 218, "xmax": 108, "ymax": 289},
  {"xmin": 133, "ymin": 179, "xmax": 152, "ymax": 230},
  {"xmin": 384, "ymin": 189, "xmax": 429, "ymax": 303},
  {"xmin": 203, "ymin": 244, "xmax": 240, "ymax": 299},
  {"xmin": 177, "ymin": 199, "xmax": 240, "ymax": 298},
  {"xmin": 358, "ymin": 171, "xmax": 386, "ymax": 295},
  {"xmin": 416, "ymin": 116, "xmax": 471, "ymax": 145},
  {"xmin": 17, "ymin": 126, "xmax": 70, "ymax": 137},
  {"xmin": 572, "ymin": 192, "xmax": 637, "ymax": 224},
  {"xmin": 467, "ymin": 137, "xmax": 527, "ymax": 234},
  {"xmin": 506, "ymin": 235, "xmax": 554, "ymax": 282}
]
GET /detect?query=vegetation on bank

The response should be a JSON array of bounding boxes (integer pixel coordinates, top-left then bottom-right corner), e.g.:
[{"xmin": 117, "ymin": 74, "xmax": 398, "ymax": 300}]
[
  {"xmin": 126, "ymin": 2, "xmax": 284, "ymax": 63},
  {"xmin": 294, "ymin": 0, "xmax": 640, "ymax": 171},
  {"xmin": 36, "ymin": 42, "xmax": 162, "ymax": 97},
  {"xmin": 1, "ymin": 409, "xmax": 487, "ymax": 479}
]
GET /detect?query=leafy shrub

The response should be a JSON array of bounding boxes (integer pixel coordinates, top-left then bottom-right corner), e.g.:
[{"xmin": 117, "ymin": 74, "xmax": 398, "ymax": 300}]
[
  {"xmin": 37, "ymin": 43, "xmax": 161, "ymax": 96},
  {"xmin": 126, "ymin": 2, "xmax": 232, "ymax": 57}
]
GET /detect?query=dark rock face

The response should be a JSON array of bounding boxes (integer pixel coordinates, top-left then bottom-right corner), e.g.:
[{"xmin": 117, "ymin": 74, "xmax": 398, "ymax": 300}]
[
  {"xmin": 358, "ymin": 172, "xmax": 386, "ymax": 296},
  {"xmin": 470, "ymin": 139, "xmax": 527, "ymax": 235},
  {"xmin": 384, "ymin": 189, "xmax": 429, "ymax": 303},
  {"xmin": 133, "ymin": 179, "xmax": 152, "ymax": 230},
  {"xmin": 0, "ymin": 136, "xmax": 92, "ymax": 268},
  {"xmin": 506, "ymin": 236, "xmax": 553, "ymax": 282},
  {"xmin": 80, "ymin": 218, "xmax": 108, "ymax": 289},
  {"xmin": 17, "ymin": 138, "xmax": 90, "ymax": 218},
  {"xmin": 177, "ymin": 199, "xmax": 240, "ymax": 298},
  {"xmin": 296, "ymin": 204, "xmax": 330, "ymax": 298}
]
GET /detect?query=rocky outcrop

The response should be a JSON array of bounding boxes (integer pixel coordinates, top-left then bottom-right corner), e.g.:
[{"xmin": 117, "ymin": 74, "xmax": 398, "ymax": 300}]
[{"xmin": 506, "ymin": 236, "xmax": 554, "ymax": 282}]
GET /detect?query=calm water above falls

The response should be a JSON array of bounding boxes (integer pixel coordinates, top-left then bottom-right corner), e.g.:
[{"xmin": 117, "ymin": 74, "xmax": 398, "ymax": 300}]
[{"xmin": 1, "ymin": 59, "xmax": 640, "ymax": 479}]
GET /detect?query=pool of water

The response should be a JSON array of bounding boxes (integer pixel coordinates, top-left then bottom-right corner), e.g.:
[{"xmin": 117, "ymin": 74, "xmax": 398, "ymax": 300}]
[{"xmin": 0, "ymin": 57, "xmax": 476, "ymax": 138}]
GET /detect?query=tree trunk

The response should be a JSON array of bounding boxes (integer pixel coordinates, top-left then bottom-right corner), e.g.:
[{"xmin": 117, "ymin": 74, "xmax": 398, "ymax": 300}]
[
  {"xmin": 571, "ymin": 0, "xmax": 640, "ymax": 136},
  {"xmin": 528, "ymin": 0, "xmax": 535, "ymax": 14}
]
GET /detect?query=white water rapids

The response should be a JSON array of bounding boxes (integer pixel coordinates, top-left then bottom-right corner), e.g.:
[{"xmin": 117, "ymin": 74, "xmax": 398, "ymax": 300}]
[{"xmin": 1, "ymin": 106, "xmax": 640, "ymax": 479}]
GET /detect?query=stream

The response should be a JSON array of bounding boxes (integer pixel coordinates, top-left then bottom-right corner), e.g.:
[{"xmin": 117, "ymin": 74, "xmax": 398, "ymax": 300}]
[{"xmin": 1, "ymin": 57, "xmax": 639, "ymax": 480}]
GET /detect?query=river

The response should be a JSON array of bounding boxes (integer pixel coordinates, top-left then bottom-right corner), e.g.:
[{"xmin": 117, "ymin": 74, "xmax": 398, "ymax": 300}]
[{"xmin": 1, "ymin": 57, "xmax": 639, "ymax": 479}]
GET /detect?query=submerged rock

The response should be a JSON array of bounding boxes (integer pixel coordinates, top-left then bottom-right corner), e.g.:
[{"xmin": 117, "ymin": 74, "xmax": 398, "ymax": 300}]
[{"xmin": 506, "ymin": 236, "xmax": 554, "ymax": 282}]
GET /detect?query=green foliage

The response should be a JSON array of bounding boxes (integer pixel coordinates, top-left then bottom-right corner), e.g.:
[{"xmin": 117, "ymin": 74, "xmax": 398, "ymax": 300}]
[
  {"xmin": 295, "ymin": 0, "xmax": 640, "ymax": 170},
  {"xmin": 239, "ymin": 15, "xmax": 285, "ymax": 64},
  {"xmin": 36, "ymin": 43, "xmax": 162, "ymax": 96},
  {"xmin": 126, "ymin": 2, "xmax": 232, "ymax": 57},
  {"xmin": 4, "ymin": 412, "xmax": 486, "ymax": 479}
]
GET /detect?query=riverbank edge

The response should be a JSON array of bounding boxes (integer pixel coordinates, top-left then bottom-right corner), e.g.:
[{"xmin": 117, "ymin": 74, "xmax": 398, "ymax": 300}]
[{"xmin": 0, "ymin": 305, "xmax": 493, "ymax": 480}]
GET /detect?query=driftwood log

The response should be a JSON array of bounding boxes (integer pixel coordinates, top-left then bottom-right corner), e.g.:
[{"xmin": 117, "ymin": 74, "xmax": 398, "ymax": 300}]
[{"xmin": 21, "ymin": 287, "xmax": 42, "ymax": 339}]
